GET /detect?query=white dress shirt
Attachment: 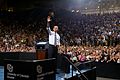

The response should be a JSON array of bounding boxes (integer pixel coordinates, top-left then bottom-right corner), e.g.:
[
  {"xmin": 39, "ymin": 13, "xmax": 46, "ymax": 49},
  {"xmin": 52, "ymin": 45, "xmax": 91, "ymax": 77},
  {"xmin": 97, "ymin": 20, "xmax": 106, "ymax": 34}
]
[{"xmin": 47, "ymin": 27, "xmax": 60, "ymax": 46}]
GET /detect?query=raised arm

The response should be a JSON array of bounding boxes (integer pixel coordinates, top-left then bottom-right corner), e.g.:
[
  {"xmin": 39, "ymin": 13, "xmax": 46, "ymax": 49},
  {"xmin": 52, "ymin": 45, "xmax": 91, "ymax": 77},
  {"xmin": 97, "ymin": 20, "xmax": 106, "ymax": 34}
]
[{"xmin": 46, "ymin": 16, "xmax": 52, "ymax": 35}]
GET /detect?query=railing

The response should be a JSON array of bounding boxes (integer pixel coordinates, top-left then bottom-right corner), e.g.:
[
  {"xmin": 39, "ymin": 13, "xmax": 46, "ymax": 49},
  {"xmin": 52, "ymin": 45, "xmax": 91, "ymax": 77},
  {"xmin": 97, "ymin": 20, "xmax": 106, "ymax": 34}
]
[{"xmin": 63, "ymin": 55, "xmax": 89, "ymax": 80}]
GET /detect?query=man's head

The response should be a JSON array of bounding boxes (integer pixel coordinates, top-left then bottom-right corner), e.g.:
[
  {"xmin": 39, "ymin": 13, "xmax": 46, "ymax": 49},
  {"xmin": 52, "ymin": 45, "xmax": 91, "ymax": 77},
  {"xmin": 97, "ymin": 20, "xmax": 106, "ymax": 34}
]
[{"xmin": 53, "ymin": 25, "xmax": 58, "ymax": 32}]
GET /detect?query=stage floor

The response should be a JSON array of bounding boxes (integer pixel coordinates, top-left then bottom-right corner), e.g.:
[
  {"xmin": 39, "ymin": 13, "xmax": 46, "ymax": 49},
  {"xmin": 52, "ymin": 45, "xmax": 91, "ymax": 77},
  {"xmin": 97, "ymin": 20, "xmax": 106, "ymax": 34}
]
[
  {"xmin": 0, "ymin": 66, "xmax": 119, "ymax": 80},
  {"xmin": 0, "ymin": 66, "xmax": 4, "ymax": 80}
]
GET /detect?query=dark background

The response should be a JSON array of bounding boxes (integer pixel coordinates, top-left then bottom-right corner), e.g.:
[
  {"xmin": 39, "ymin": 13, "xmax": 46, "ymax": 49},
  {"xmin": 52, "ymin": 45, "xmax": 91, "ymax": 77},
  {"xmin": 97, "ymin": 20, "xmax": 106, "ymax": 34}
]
[{"xmin": 0, "ymin": 0, "xmax": 70, "ymax": 12}]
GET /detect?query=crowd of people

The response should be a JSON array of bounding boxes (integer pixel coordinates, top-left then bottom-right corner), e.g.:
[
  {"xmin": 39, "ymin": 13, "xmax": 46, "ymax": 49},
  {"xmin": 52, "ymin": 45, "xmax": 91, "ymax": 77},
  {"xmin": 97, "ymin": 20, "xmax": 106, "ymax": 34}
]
[
  {"xmin": 58, "ymin": 11, "xmax": 120, "ymax": 63},
  {"xmin": 0, "ymin": 9, "xmax": 120, "ymax": 63},
  {"xmin": 0, "ymin": 9, "xmax": 47, "ymax": 52},
  {"xmin": 59, "ymin": 45, "xmax": 120, "ymax": 64},
  {"xmin": 57, "ymin": 10, "xmax": 120, "ymax": 63},
  {"xmin": 58, "ymin": 12, "xmax": 120, "ymax": 47}
]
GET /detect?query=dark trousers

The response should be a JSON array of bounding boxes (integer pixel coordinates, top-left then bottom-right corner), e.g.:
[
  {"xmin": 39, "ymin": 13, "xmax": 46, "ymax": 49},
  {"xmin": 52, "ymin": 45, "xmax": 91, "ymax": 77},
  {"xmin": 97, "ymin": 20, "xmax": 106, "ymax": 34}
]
[
  {"xmin": 48, "ymin": 44, "xmax": 58, "ymax": 59},
  {"xmin": 48, "ymin": 44, "xmax": 58, "ymax": 70}
]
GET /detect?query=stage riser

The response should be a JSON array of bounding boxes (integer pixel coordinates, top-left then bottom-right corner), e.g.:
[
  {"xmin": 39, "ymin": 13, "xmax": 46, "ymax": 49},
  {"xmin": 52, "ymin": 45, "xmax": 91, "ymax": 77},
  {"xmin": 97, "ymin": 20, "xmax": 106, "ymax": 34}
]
[
  {"xmin": 0, "ymin": 53, "xmax": 120, "ymax": 79},
  {"xmin": 0, "ymin": 52, "xmax": 36, "ymax": 66},
  {"xmin": 95, "ymin": 62, "xmax": 120, "ymax": 79},
  {"xmin": 4, "ymin": 59, "xmax": 56, "ymax": 80}
]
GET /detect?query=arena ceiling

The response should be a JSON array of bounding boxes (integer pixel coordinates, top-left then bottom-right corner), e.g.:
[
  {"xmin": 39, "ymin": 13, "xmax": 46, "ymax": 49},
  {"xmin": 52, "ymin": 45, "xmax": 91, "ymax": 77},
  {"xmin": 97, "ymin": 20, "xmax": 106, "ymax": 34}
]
[
  {"xmin": 1, "ymin": 0, "xmax": 60, "ymax": 11},
  {"xmin": 0, "ymin": 0, "xmax": 120, "ymax": 12}
]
